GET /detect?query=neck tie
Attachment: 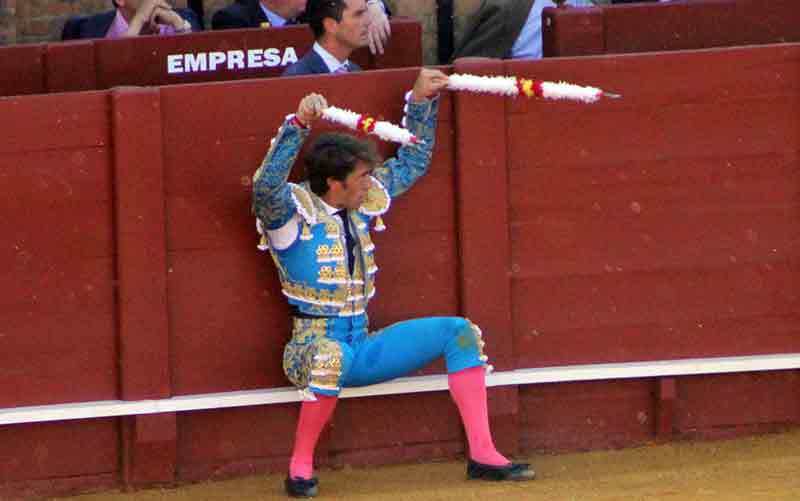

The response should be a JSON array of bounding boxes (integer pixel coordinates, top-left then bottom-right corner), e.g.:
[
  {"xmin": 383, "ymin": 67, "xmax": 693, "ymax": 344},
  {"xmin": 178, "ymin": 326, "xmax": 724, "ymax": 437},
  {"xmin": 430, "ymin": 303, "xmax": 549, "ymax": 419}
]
[
  {"xmin": 333, "ymin": 63, "xmax": 349, "ymax": 74},
  {"xmin": 336, "ymin": 210, "xmax": 356, "ymax": 275}
]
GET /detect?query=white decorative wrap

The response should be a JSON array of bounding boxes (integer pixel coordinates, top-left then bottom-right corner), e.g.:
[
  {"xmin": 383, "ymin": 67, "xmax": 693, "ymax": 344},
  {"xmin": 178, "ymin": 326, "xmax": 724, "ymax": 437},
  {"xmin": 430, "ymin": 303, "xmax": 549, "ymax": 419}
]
[
  {"xmin": 448, "ymin": 73, "xmax": 607, "ymax": 104},
  {"xmin": 448, "ymin": 73, "xmax": 519, "ymax": 96},
  {"xmin": 540, "ymin": 81, "xmax": 603, "ymax": 103},
  {"xmin": 322, "ymin": 106, "xmax": 418, "ymax": 145}
]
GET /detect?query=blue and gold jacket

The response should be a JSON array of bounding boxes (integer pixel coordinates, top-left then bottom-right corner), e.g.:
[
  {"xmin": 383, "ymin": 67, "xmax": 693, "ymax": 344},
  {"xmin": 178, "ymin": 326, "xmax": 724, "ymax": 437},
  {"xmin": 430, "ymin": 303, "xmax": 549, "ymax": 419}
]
[{"xmin": 252, "ymin": 95, "xmax": 440, "ymax": 317}]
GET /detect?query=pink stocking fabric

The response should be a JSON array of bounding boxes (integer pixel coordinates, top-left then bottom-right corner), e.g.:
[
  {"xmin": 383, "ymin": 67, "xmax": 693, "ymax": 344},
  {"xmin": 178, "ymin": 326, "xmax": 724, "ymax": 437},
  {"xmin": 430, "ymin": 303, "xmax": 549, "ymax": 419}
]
[
  {"xmin": 289, "ymin": 394, "xmax": 338, "ymax": 479},
  {"xmin": 448, "ymin": 366, "xmax": 509, "ymax": 466}
]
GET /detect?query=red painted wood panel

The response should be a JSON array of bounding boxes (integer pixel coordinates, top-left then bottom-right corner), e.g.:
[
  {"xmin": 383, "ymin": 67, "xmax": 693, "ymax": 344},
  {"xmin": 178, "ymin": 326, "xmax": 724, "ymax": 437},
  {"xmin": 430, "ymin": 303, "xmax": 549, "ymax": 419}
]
[
  {"xmin": 604, "ymin": 2, "xmax": 694, "ymax": 53},
  {"xmin": 0, "ymin": 44, "xmax": 45, "ymax": 97},
  {"xmin": 176, "ymin": 405, "xmax": 300, "ymax": 482},
  {"xmin": 514, "ymin": 263, "xmax": 800, "ymax": 366},
  {"xmin": 505, "ymin": 48, "xmax": 800, "ymax": 367},
  {"xmin": 519, "ymin": 380, "xmax": 655, "ymax": 452},
  {"xmin": 676, "ymin": 371, "xmax": 800, "ymax": 430},
  {"xmin": 328, "ymin": 393, "xmax": 464, "ymax": 464},
  {"xmin": 44, "ymin": 40, "xmax": 97, "ymax": 93},
  {"xmin": 0, "ymin": 137, "xmax": 116, "ymax": 407},
  {"xmin": 0, "ymin": 92, "xmax": 110, "ymax": 153},
  {"xmin": 543, "ymin": 0, "xmax": 800, "ymax": 57},
  {"xmin": 0, "ymin": 419, "xmax": 119, "ymax": 482}
]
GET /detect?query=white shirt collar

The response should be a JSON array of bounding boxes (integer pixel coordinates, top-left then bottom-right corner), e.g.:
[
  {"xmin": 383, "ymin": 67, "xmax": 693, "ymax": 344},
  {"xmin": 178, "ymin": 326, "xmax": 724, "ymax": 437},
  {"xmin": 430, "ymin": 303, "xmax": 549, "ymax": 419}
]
[
  {"xmin": 259, "ymin": 2, "xmax": 289, "ymax": 27},
  {"xmin": 312, "ymin": 42, "xmax": 350, "ymax": 73}
]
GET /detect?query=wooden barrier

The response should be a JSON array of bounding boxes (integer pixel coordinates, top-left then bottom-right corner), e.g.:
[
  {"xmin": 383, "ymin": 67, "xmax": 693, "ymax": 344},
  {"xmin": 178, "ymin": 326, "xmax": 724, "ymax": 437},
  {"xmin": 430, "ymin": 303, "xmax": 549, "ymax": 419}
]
[
  {"xmin": 543, "ymin": 0, "xmax": 800, "ymax": 57},
  {"xmin": 0, "ymin": 18, "xmax": 422, "ymax": 98},
  {"xmin": 1, "ymin": 43, "xmax": 800, "ymax": 498}
]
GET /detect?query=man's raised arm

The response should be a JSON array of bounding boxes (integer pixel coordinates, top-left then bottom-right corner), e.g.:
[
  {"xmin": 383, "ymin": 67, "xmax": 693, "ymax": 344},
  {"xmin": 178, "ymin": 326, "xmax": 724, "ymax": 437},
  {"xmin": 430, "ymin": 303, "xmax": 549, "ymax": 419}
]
[
  {"xmin": 252, "ymin": 93, "xmax": 327, "ymax": 230},
  {"xmin": 372, "ymin": 69, "xmax": 450, "ymax": 198}
]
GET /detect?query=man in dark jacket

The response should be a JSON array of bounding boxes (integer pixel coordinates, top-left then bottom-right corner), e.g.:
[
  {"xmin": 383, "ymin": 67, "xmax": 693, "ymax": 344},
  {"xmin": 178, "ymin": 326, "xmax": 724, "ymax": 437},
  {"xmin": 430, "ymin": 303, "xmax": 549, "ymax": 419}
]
[
  {"xmin": 213, "ymin": 0, "xmax": 391, "ymax": 55},
  {"xmin": 212, "ymin": 0, "xmax": 308, "ymax": 30},
  {"xmin": 62, "ymin": 0, "xmax": 201, "ymax": 40},
  {"xmin": 281, "ymin": 0, "xmax": 372, "ymax": 76}
]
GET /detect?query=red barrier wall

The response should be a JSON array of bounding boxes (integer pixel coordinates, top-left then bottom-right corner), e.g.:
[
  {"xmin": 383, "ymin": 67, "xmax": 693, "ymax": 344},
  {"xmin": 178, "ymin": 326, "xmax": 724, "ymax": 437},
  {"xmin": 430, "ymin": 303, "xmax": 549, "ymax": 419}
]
[
  {"xmin": 0, "ymin": 19, "xmax": 422, "ymax": 98},
  {"xmin": 1, "ymin": 43, "xmax": 800, "ymax": 498},
  {"xmin": 543, "ymin": 0, "xmax": 800, "ymax": 57}
]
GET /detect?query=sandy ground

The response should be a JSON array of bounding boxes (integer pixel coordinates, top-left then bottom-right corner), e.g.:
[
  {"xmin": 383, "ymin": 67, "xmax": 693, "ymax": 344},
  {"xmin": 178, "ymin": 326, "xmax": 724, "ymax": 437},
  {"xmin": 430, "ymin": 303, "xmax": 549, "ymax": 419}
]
[{"xmin": 64, "ymin": 428, "xmax": 800, "ymax": 501}]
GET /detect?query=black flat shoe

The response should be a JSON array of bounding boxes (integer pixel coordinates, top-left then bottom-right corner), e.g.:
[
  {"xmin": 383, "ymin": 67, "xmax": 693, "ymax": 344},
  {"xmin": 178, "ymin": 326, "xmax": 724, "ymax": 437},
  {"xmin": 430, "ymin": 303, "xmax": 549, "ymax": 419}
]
[
  {"xmin": 285, "ymin": 476, "xmax": 319, "ymax": 498},
  {"xmin": 467, "ymin": 460, "xmax": 536, "ymax": 481}
]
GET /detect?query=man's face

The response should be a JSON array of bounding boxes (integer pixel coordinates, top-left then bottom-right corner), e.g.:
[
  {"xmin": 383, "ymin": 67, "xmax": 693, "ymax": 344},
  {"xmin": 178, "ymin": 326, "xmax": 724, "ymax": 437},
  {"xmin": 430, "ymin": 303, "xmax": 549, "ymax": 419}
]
[
  {"xmin": 283, "ymin": 0, "xmax": 308, "ymax": 19},
  {"xmin": 332, "ymin": 161, "xmax": 372, "ymax": 210},
  {"xmin": 115, "ymin": 0, "xmax": 142, "ymax": 15},
  {"xmin": 332, "ymin": 0, "xmax": 370, "ymax": 50}
]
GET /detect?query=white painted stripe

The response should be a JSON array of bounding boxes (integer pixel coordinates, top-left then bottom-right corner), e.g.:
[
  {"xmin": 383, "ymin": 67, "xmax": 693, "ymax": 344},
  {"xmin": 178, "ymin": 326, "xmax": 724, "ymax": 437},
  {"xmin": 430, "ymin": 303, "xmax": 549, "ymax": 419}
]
[{"xmin": 2, "ymin": 353, "xmax": 799, "ymax": 426}]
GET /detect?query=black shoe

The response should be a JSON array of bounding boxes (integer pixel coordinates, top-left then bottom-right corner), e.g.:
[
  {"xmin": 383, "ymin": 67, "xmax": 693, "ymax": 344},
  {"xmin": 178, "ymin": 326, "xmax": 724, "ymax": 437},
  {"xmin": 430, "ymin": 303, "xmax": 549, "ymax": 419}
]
[
  {"xmin": 467, "ymin": 460, "xmax": 536, "ymax": 481},
  {"xmin": 285, "ymin": 476, "xmax": 319, "ymax": 498}
]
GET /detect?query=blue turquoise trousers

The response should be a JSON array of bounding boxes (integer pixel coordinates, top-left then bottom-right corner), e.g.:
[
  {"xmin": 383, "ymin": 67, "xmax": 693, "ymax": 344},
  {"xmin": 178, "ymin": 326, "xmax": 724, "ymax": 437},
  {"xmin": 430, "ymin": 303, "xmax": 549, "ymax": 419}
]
[{"xmin": 283, "ymin": 314, "xmax": 488, "ymax": 396}]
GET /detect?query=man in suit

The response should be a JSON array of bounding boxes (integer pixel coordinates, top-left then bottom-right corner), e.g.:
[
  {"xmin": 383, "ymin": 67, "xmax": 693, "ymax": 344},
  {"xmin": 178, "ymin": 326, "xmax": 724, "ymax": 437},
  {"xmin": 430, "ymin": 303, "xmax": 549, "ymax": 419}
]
[
  {"xmin": 212, "ymin": 0, "xmax": 308, "ymax": 30},
  {"xmin": 62, "ymin": 0, "xmax": 201, "ymax": 40},
  {"xmin": 452, "ymin": 0, "xmax": 601, "ymax": 60},
  {"xmin": 281, "ymin": 0, "xmax": 372, "ymax": 76},
  {"xmin": 213, "ymin": 0, "xmax": 391, "ymax": 55}
]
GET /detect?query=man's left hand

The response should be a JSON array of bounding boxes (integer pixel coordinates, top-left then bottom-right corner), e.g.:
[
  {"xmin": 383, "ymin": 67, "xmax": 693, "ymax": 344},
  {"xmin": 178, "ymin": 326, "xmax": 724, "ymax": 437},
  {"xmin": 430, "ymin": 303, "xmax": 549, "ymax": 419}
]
[
  {"xmin": 366, "ymin": 0, "xmax": 391, "ymax": 55},
  {"xmin": 411, "ymin": 68, "xmax": 449, "ymax": 103}
]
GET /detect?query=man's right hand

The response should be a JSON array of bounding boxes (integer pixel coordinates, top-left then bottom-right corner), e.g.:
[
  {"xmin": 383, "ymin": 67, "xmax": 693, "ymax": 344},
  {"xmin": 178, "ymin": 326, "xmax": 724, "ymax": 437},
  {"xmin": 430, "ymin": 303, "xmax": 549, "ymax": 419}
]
[
  {"xmin": 125, "ymin": 0, "xmax": 177, "ymax": 36},
  {"xmin": 296, "ymin": 93, "xmax": 328, "ymax": 127}
]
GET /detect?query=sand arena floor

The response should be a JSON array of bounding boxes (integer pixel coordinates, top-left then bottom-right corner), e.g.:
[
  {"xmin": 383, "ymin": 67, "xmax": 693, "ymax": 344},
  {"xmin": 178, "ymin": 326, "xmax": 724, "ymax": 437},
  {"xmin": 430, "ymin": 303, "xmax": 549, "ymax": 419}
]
[{"xmin": 63, "ymin": 428, "xmax": 800, "ymax": 501}]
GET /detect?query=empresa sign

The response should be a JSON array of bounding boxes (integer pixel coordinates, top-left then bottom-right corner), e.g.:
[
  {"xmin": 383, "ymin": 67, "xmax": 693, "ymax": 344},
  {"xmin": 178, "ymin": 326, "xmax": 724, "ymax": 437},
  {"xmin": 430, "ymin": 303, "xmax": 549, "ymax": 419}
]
[{"xmin": 167, "ymin": 47, "xmax": 299, "ymax": 74}]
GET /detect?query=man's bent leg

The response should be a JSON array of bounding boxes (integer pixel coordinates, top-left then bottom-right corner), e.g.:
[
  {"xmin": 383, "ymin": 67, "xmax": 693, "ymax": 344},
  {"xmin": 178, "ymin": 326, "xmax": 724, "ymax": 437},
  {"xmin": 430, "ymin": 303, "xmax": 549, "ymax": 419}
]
[
  {"xmin": 340, "ymin": 317, "xmax": 533, "ymax": 481},
  {"xmin": 342, "ymin": 316, "xmax": 487, "ymax": 386}
]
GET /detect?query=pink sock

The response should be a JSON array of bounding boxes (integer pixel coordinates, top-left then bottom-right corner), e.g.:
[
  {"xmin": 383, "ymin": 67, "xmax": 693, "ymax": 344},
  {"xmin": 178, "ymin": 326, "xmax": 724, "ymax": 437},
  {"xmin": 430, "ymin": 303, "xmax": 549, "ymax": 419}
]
[
  {"xmin": 289, "ymin": 394, "xmax": 338, "ymax": 479},
  {"xmin": 448, "ymin": 366, "xmax": 510, "ymax": 466}
]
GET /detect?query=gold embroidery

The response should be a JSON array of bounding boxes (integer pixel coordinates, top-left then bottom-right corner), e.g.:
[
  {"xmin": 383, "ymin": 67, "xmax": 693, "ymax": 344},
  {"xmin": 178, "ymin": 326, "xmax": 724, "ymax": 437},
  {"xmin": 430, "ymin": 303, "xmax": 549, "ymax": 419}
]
[
  {"xmin": 359, "ymin": 176, "xmax": 391, "ymax": 216},
  {"xmin": 330, "ymin": 242, "xmax": 344, "ymax": 260},
  {"xmin": 318, "ymin": 266, "xmax": 334, "ymax": 282}
]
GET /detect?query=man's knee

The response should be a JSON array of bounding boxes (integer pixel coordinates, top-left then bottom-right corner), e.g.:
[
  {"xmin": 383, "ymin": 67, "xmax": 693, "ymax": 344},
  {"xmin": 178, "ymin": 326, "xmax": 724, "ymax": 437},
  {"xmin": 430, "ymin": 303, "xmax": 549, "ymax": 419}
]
[{"xmin": 443, "ymin": 317, "xmax": 489, "ymax": 370}]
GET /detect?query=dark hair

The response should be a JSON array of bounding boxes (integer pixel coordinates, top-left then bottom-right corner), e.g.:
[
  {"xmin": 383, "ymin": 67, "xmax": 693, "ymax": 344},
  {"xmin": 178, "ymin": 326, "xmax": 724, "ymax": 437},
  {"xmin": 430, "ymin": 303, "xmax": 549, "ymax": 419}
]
[
  {"xmin": 112, "ymin": 0, "xmax": 119, "ymax": 7},
  {"xmin": 306, "ymin": 0, "xmax": 347, "ymax": 39},
  {"xmin": 305, "ymin": 133, "xmax": 378, "ymax": 196}
]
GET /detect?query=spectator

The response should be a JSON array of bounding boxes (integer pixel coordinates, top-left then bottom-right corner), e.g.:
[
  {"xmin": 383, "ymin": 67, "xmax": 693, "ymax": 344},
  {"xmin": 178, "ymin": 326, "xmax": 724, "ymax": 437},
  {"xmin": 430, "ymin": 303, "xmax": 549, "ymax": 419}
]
[
  {"xmin": 212, "ymin": 0, "xmax": 391, "ymax": 55},
  {"xmin": 62, "ymin": 0, "xmax": 201, "ymax": 40},
  {"xmin": 281, "ymin": 0, "xmax": 370, "ymax": 76},
  {"xmin": 452, "ymin": 0, "xmax": 600, "ymax": 61},
  {"xmin": 212, "ymin": 0, "xmax": 308, "ymax": 29}
]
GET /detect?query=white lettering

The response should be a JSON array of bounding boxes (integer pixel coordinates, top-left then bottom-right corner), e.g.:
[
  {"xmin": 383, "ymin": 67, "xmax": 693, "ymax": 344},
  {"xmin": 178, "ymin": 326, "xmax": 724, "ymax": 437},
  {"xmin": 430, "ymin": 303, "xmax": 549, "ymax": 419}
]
[
  {"xmin": 263, "ymin": 48, "xmax": 281, "ymax": 68},
  {"xmin": 282, "ymin": 47, "xmax": 298, "ymax": 66},
  {"xmin": 227, "ymin": 50, "xmax": 245, "ymax": 70},
  {"xmin": 186, "ymin": 53, "xmax": 207, "ymax": 72},
  {"xmin": 209, "ymin": 51, "xmax": 226, "ymax": 71},
  {"xmin": 167, "ymin": 54, "xmax": 183, "ymax": 74},
  {"xmin": 247, "ymin": 49, "xmax": 263, "ymax": 69},
  {"xmin": 169, "ymin": 47, "xmax": 299, "ymax": 74}
]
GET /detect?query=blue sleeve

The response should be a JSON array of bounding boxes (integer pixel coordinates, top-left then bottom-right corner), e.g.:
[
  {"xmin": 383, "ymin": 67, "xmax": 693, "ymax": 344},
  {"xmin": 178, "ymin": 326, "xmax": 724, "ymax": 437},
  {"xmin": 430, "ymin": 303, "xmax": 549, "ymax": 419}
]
[
  {"xmin": 252, "ymin": 119, "xmax": 310, "ymax": 229},
  {"xmin": 371, "ymin": 95, "xmax": 440, "ymax": 198}
]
